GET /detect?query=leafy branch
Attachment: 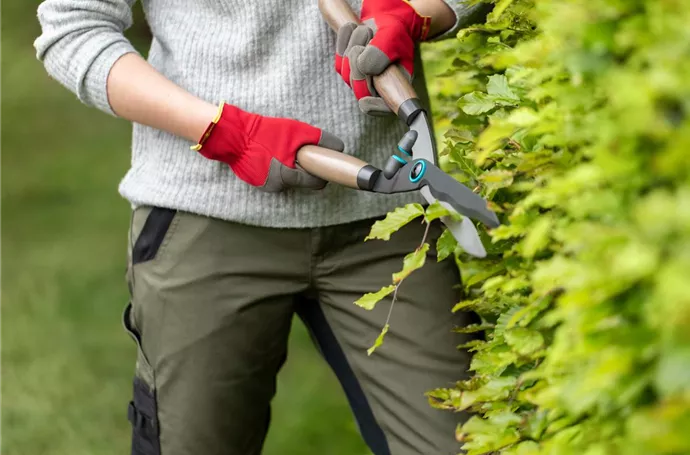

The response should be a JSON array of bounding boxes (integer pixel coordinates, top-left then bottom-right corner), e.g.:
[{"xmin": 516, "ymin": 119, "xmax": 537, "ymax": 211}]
[{"xmin": 356, "ymin": 203, "xmax": 448, "ymax": 355}]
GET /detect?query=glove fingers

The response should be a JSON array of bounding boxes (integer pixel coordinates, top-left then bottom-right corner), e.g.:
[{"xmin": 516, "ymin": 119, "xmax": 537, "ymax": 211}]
[
  {"xmin": 341, "ymin": 24, "xmax": 373, "ymax": 86},
  {"xmin": 347, "ymin": 24, "xmax": 373, "ymax": 49},
  {"xmin": 317, "ymin": 130, "xmax": 345, "ymax": 152},
  {"xmin": 347, "ymin": 45, "xmax": 376, "ymax": 99},
  {"xmin": 261, "ymin": 159, "xmax": 327, "ymax": 192},
  {"xmin": 335, "ymin": 22, "xmax": 357, "ymax": 76},
  {"xmin": 357, "ymin": 44, "xmax": 392, "ymax": 76},
  {"xmin": 358, "ymin": 97, "xmax": 392, "ymax": 116},
  {"xmin": 281, "ymin": 165, "xmax": 328, "ymax": 190},
  {"xmin": 336, "ymin": 22, "xmax": 358, "ymax": 57}
]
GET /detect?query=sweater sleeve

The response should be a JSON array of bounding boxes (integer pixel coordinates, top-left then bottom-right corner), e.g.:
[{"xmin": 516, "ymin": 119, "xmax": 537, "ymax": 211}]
[
  {"xmin": 34, "ymin": 0, "xmax": 140, "ymax": 115},
  {"xmin": 434, "ymin": 1, "xmax": 492, "ymax": 40}
]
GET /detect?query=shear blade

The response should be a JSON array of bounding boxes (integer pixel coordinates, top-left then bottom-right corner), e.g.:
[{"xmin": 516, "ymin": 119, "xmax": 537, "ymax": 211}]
[
  {"xmin": 435, "ymin": 194, "xmax": 487, "ymax": 258},
  {"xmin": 423, "ymin": 166, "xmax": 500, "ymax": 228}
]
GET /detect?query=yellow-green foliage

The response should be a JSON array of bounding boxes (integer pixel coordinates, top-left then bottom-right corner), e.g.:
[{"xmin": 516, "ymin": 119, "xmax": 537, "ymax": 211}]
[{"xmin": 410, "ymin": 0, "xmax": 690, "ymax": 453}]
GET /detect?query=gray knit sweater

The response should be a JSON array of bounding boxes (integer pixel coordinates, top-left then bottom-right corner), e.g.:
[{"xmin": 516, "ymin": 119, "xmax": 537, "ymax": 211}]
[{"xmin": 35, "ymin": 0, "xmax": 482, "ymax": 228}]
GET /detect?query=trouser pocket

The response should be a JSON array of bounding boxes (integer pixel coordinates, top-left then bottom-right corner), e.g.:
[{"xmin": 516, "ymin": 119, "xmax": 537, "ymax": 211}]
[
  {"xmin": 122, "ymin": 302, "xmax": 155, "ymax": 386},
  {"xmin": 123, "ymin": 302, "xmax": 160, "ymax": 455},
  {"xmin": 131, "ymin": 207, "xmax": 178, "ymax": 265}
]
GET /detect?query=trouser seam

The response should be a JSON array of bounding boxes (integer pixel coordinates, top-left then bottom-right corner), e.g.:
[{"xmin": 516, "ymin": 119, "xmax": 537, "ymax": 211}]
[{"xmin": 308, "ymin": 227, "xmax": 318, "ymax": 287}]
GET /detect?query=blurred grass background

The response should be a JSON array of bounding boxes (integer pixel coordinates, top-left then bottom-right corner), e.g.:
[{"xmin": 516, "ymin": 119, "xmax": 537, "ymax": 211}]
[{"xmin": 1, "ymin": 2, "xmax": 452, "ymax": 454}]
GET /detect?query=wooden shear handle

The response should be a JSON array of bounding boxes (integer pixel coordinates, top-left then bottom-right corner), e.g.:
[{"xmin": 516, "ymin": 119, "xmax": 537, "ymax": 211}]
[{"xmin": 296, "ymin": 145, "xmax": 379, "ymax": 191}]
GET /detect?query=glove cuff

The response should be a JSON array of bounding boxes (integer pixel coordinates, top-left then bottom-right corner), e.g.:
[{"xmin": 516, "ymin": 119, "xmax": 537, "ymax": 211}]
[
  {"xmin": 402, "ymin": 0, "xmax": 432, "ymax": 41},
  {"xmin": 191, "ymin": 103, "xmax": 252, "ymax": 163},
  {"xmin": 190, "ymin": 102, "xmax": 225, "ymax": 151}
]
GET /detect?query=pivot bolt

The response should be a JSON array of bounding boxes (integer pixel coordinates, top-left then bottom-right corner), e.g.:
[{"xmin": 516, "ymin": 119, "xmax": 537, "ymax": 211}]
[{"xmin": 409, "ymin": 160, "xmax": 426, "ymax": 182}]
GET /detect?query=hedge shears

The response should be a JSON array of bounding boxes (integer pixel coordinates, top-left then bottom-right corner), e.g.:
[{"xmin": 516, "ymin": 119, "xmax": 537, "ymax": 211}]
[{"xmin": 296, "ymin": 0, "xmax": 500, "ymax": 256}]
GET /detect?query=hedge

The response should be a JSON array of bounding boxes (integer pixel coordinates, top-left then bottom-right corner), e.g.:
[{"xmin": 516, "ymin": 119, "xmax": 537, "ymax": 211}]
[{"xmin": 363, "ymin": 1, "xmax": 690, "ymax": 453}]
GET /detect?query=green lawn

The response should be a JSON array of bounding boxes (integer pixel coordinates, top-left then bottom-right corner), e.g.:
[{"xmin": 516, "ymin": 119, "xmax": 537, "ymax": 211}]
[{"xmin": 1, "ymin": 2, "xmax": 370, "ymax": 454}]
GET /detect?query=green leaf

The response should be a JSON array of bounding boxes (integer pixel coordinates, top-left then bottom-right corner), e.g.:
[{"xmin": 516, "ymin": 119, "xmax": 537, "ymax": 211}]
[
  {"xmin": 479, "ymin": 169, "xmax": 515, "ymax": 190},
  {"xmin": 489, "ymin": 0, "xmax": 516, "ymax": 20},
  {"xmin": 366, "ymin": 203, "xmax": 424, "ymax": 241},
  {"xmin": 445, "ymin": 128, "xmax": 475, "ymax": 143},
  {"xmin": 448, "ymin": 147, "xmax": 481, "ymax": 179},
  {"xmin": 456, "ymin": 376, "xmax": 488, "ymax": 392},
  {"xmin": 481, "ymin": 275, "xmax": 507, "ymax": 296},
  {"xmin": 474, "ymin": 377, "xmax": 518, "ymax": 402},
  {"xmin": 507, "ymin": 107, "xmax": 540, "ymax": 127},
  {"xmin": 627, "ymin": 399, "xmax": 690, "ymax": 454},
  {"xmin": 354, "ymin": 285, "xmax": 395, "ymax": 310},
  {"xmin": 655, "ymin": 348, "xmax": 690, "ymax": 397},
  {"xmin": 487, "ymin": 74, "xmax": 520, "ymax": 102},
  {"xmin": 459, "ymin": 415, "xmax": 521, "ymax": 453},
  {"xmin": 470, "ymin": 348, "xmax": 518, "ymax": 377},
  {"xmin": 504, "ymin": 441, "xmax": 541, "ymax": 455},
  {"xmin": 495, "ymin": 306, "xmax": 522, "ymax": 336},
  {"xmin": 475, "ymin": 123, "xmax": 515, "ymax": 165},
  {"xmin": 505, "ymin": 328, "xmax": 544, "ymax": 355},
  {"xmin": 437, "ymin": 228, "xmax": 458, "ymax": 262},
  {"xmin": 426, "ymin": 387, "xmax": 456, "ymax": 409},
  {"xmin": 462, "ymin": 262, "xmax": 506, "ymax": 288},
  {"xmin": 506, "ymin": 295, "xmax": 553, "ymax": 329},
  {"xmin": 459, "ymin": 91, "xmax": 498, "ymax": 115},
  {"xmin": 452, "ymin": 298, "xmax": 482, "ymax": 313},
  {"xmin": 491, "ymin": 223, "xmax": 529, "ymax": 241},
  {"xmin": 367, "ymin": 324, "xmax": 389, "ymax": 356},
  {"xmin": 521, "ymin": 215, "xmax": 553, "ymax": 258},
  {"xmin": 424, "ymin": 201, "xmax": 452, "ymax": 223},
  {"xmin": 454, "ymin": 323, "xmax": 495, "ymax": 334},
  {"xmin": 392, "ymin": 243, "xmax": 429, "ymax": 283},
  {"xmin": 457, "ymin": 339, "xmax": 486, "ymax": 351}
]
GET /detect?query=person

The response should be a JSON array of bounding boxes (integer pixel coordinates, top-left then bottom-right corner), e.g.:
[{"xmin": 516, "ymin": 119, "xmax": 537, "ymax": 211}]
[{"xmin": 34, "ymin": 0, "xmax": 487, "ymax": 454}]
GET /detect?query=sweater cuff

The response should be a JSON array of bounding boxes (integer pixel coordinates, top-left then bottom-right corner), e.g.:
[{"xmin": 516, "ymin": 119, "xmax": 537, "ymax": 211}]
[
  {"xmin": 432, "ymin": 1, "xmax": 490, "ymax": 41},
  {"xmin": 81, "ymin": 40, "xmax": 138, "ymax": 115}
]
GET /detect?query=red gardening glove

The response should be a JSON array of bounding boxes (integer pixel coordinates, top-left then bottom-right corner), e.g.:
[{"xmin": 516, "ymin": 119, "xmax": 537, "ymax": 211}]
[
  {"xmin": 193, "ymin": 104, "xmax": 344, "ymax": 191},
  {"xmin": 335, "ymin": 0, "xmax": 431, "ymax": 115}
]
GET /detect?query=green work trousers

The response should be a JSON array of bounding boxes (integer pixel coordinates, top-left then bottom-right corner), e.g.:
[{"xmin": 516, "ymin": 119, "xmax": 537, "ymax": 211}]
[{"xmin": 123, "ymin": 206, "xmax": 474, "ymax": 455}]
